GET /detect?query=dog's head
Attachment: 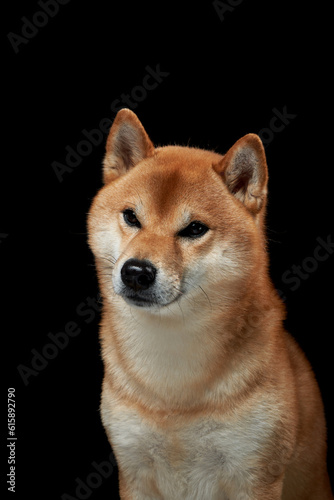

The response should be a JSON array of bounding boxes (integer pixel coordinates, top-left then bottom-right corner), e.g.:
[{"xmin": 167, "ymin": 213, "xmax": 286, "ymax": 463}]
[{"xmin": 88, "ymin": 109, "xmax": 268, "ymax": 313}]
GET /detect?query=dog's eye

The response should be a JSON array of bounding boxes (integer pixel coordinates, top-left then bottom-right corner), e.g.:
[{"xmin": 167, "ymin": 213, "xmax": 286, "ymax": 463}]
[
  {"xmin": 123, "ymin": 209, "xmax": 141, "ymax": 228},
  {"xmin": 178, "ymin": 221, "xmax": 209, "ymax": 238}
]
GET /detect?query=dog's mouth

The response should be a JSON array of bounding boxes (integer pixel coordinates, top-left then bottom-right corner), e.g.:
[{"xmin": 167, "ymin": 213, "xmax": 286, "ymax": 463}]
[
  {"xmin": 119, "ymin": 290, "xmax": 182, "ymax": 309},
  {"xmin": 120, "ymin": 289, "xmax": 181, "ymax": 309},
  {"xmin": 123, "ymin": 293, "xmax": 154, "ymax": 307}
]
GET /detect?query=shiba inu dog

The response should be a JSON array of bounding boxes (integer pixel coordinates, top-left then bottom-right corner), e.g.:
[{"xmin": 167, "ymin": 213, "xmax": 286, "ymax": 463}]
[{"xmin": 87, "ymin": 108, "xmax": 333, "ymax": 499}]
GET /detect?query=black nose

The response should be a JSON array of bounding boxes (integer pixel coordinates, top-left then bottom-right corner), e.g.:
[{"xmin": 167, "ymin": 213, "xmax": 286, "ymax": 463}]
[{"xmin": 121, "ymin": 259, "xmax": 156, "ymax": 291}]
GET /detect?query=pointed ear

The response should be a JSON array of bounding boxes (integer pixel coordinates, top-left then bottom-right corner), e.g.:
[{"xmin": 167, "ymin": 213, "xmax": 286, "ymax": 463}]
[
  {"xmin": 213, "ymin": 134, "xmax": 268, "ymax": 215},
  {"xmin": 103, "ymin": 108, "xmax": 155, "ymax": 184}
]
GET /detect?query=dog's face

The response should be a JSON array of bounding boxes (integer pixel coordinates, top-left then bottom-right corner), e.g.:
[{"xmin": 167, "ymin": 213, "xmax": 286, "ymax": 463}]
[{"xmin": 88, "ymin": 110, "xmax": 268, "ymax": 313}]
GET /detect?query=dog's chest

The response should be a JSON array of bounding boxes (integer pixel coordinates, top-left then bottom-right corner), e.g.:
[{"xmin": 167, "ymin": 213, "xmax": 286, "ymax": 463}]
[{"xmin": 106, "ymin": 404, "xmax": 269, "ymax": 500}]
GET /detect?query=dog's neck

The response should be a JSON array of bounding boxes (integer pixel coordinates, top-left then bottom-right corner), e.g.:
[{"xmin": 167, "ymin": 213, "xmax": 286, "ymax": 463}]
[{"xmin": 101, "ymin": 284, "xmax": 283, "ymax": 411}]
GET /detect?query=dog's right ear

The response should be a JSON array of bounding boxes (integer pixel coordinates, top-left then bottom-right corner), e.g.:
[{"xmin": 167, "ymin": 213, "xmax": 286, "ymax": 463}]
[{"xmin": 103, "ymin": 108, "xmax": 155, "ymax": 184}]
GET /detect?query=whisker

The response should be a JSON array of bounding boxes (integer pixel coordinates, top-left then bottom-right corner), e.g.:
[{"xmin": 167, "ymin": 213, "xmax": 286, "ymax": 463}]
[
  {"xmin": 170, "ymin": 283, "xmax": 198, "ymax": 309},
  {"xmin": 171, "ymin": 279, "xmax": 213, "ymax": 311},
  {"xmin": 99, "ymin": 256, "xmax": 117, "ymax": 265},
  {"xmin": 175, "ymin": 297, "xmax": 185, "ymax": 324},
  {"xmin": 198, "ymin": 285, "xmax": 212, "ymax": 310}
]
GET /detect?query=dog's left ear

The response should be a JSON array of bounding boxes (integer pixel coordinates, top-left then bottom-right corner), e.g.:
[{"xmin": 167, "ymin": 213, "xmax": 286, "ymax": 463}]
[
  {"xmin": 213, "ymin": 134, "xmax": 268, "ymax": 215},
  {"xmin": 103, "ymin": 108, "xmax": 155, "ymax": 184}
]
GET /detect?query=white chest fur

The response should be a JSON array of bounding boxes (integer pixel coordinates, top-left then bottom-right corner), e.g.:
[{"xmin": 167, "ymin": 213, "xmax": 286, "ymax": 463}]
[{"xmin": 101, "ymin": 388, "xmax": 274, "ymax": 500}]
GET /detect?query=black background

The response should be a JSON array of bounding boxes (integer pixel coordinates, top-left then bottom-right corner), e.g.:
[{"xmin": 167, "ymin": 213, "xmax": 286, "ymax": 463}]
[{"xmin": 3, "ymin": 1, "xmax": 333, "ymax": 498}]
